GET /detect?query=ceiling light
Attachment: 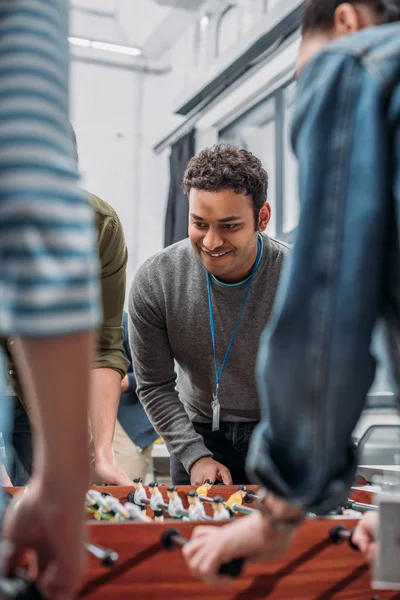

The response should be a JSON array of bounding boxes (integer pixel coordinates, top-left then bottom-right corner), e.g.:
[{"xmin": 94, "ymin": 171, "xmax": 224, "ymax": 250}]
[
  {"xmin": 91, "ymin": 41, "xmax": 141, "ymax": 56},
  {"xmin": 200, "ymin": 15, "xmax": 209, "ymax": 29},
  {"xmin": 69, "ymin": 36, "xmax": 91, "ymax": 47},
  {"xmin": 68, "ymin": 37, "xmax": 142, "ymax": 56}
]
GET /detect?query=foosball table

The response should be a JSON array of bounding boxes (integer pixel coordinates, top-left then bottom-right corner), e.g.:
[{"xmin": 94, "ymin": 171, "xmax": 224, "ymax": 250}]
[{"xmin": 3, "ymin": 482, "xmax": 400, "ymax": 600}]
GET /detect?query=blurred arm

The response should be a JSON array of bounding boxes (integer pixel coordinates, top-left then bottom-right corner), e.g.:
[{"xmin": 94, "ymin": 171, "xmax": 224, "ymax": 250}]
[{"xmin": 247, "ymin": 51, "xmax": 389, "ymax": 514}]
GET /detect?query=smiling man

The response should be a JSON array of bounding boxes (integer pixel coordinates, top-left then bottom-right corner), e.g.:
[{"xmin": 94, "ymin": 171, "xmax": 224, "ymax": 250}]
[{"xmin": 129, "ymin": 145, "xmax": 289, "ymax": 485}]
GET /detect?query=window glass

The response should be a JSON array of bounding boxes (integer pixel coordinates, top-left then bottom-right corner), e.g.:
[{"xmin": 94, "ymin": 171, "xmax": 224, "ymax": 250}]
[{"xmin": 219, "ymin": 97, "xmax": 276, "ymax": 237}]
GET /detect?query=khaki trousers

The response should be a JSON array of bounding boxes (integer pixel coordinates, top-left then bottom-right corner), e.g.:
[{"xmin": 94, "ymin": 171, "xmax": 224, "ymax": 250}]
[
  {"xmin": 112, "ymin": 420, "xmax": 153, "ymax": 481},
  {"xmin": 89, "ymin": 420, "xmax": 153, "ymax": 484}
]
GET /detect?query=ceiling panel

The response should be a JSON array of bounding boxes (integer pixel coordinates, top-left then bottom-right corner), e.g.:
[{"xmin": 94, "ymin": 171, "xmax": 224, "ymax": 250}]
[{"xmin": 70, "ymin": 0, "xmax": 172, "ymax": 48}]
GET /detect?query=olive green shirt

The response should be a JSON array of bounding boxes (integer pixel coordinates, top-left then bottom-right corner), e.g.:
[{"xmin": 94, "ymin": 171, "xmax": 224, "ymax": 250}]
[{"xmin": 1, "ymin": 192, "xmax": 129, "ymax": 411}]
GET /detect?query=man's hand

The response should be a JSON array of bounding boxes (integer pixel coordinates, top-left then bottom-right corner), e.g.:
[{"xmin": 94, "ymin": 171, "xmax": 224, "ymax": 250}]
[
  {"xmin": 120, "ymin": 375, "xmax": 130, "ymax": 392},
  {"xmin": 183, "ymin": 511, "xmax": 294, "ymax": 586},
  {"xmin": 94, "ymin": 451, "xmax": 132, "ymax": 485},
  {"xmin": 1, "ymin": 479, "xmax": 86, "ymax": 600},
  {"xmin": 190, "ymin": 457, "xmax": 232, "ymax": 486},
  {"xmin": 352, "ymin": 511, "xmax": 379, "ymax": 567}
]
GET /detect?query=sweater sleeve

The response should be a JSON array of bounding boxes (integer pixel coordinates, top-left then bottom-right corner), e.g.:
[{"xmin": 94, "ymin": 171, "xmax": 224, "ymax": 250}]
[{"xmin": 128, "ymin": 264, "xmax": 212, "ymax": 472}]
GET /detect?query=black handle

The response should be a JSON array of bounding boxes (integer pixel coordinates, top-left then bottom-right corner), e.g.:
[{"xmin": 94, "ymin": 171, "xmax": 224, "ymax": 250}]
[
  {"xmin": 161, "ymin": 528, "xmax": 180, "ymax": 550},
  {"xmin": 0, "ymin": 569, "xmax": 42, "ymax": 599},
  {"xmin": 244, "ymin": 491, "xmax": 257, "ymax": 504},
  {"xmin": 329, "ymin": 525, "xmax": 359, "ymax": 552},
  {"xmin": 219, "ymin": 557, "xmax": 244, "ymax": 578}
]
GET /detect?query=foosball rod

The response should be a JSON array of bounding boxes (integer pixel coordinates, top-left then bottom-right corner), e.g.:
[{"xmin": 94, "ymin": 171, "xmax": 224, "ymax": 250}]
[
  {"xmin": 139, "ymin": 498, "xmax": 151, "ymax": 506},
  {"xmin": 329, "ymin": 525, "xmax": 359, "ymax": 551},
  {"xmin": 198, "ymin": 494, "xmax": 214, "ymax": 504},
  {"xmin": 198, "ymin": 491, "xmax": 258, "ymax": 505},
  {"xmin": 345, "ymin": 499, "xmax": 378, "ymax": 512},
  {"xmin": 161, "ymin": 529, "xmax": 244, "ymax": 578},
  {"xmin": 85, "ymin": 542, "xmax": 119, "ymax": 567},
  {"xmin": 156, "ymin": 501, "xmax": 189, "ymax": 519},
  {"xmin": 231, "ymin": 502, "xmax": 256, "ymax": 516}
]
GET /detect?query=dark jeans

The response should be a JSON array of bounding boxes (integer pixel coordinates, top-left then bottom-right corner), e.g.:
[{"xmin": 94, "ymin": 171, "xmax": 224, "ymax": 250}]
[
  {"xmin": 170, "ymin": 421, "xmax": 258, "ymax": 485},
  {"xmin": 4, "ymin": 399, "xmax": 33, "ymax": 486}
]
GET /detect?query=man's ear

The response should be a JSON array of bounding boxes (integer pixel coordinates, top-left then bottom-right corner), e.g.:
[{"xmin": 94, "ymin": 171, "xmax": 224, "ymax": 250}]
[
  {"xmin": 257, "ymin": 203, "xmax": 271, "ymax": 232},
  {"xmin": 333, "ymin": 2, "xmax": 378, "ymax": 35}
]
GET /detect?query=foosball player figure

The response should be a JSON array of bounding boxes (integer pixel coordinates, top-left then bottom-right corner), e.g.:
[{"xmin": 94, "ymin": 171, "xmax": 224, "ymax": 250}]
[
  {"xmin": 129, "ymin": 477, "xmax": 148, "ymax": 510},
  {"xmin": 107, "ymin": 498, "xmax": 133, "ymax": 522},
  {"xmin": 225, "ymin": 486, "xmax": 247, "ymax": 517},
  {"xmin": 187, "ymin": 490, "xmax": 207, "ymax": 522},
  {"xmin": 196, "ymin": 479, "xmax": 213, "ymax": 497},
  {"xmin": 167, "ymin": 486, "xmax": 185, "ymax": 518},
  {"xmin": 122, "ymin": 502, "xmax": 152, "ymax": 523},
  {"xmin": 94, "ymin": 496, "xmax": 121, "ymax": 521},
  {"xmin": 212, "ymin": 496, "xmax": 231, "ymax": 521},
  {"xmin": 149, "ymin": 481, "xmax": 164, "ymax": 522},
  {"xmin": 96, "ymin": 496, "xmax": 131, "ymax": 522},
  {"xmin": 86, "ymin": 490, "xmax": 104, "ymax": 514}
]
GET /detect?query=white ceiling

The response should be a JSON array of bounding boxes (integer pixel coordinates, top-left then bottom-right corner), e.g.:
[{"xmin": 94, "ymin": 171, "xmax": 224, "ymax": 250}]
[{"xmin": 70, "ymin": 0, "xmax": 174, "ymax": 49}]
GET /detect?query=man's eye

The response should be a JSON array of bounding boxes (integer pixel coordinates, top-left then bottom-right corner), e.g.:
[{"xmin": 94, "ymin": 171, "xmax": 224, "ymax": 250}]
[
  {"xmin": 193, "ymin": 221, "xmax": 208, "ymax": 228},
  {"xmin": 222, "ymin": 224, "xmax": 239, "ymax": 230}
]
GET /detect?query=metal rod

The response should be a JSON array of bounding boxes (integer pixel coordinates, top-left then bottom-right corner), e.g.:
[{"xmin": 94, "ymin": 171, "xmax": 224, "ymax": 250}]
[
  {"xmin": 231, "ymin": 502, "xmax": 256, "ymax": 515},
  {"xmin": 168, "ymin": 533, "xmax": 187, "ymax": 548},
  {"xmin": 345, "ymin": 499, "xmax": 378, "ymax": 512},
  {"xmin": 156, "ymin": 502, "xmax": 189, "ymax": 518},
  {"xmin": 199, "ymin": 493, "xmax": 259, "ymax": 506},
  {"xmin": 85, "ymin": 542, "xmax": 119, "ymax": 567},
  {"xmin": 198, "ymin": 494, "xmax": 214, "ymax": 504}
]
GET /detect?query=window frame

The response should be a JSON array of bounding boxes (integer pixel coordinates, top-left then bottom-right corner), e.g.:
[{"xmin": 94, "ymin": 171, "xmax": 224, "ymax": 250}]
[
  {"xmin": 216, "ymin": 3, "xmax": 238, "ymax": 59},
  {"xmin": 218, "ymin": 77, "xmax": 297, "ymax": 242}
]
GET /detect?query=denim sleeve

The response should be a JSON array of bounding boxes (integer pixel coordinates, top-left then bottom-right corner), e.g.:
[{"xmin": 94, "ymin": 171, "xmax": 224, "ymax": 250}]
[{"xmin": 246, "ymin": 51, "xmax": 390, "ymax": 514}]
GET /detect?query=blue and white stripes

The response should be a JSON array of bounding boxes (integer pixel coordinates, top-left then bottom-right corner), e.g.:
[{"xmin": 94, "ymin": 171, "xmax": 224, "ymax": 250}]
[{"xmin": 0, "ymin": 0, "xmax": 100, "ymax": 336}]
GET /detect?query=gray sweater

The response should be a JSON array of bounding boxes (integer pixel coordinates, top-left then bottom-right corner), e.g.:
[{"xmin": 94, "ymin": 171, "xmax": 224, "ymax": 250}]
[{"xmin": 129, "ymin": 234, "xmax": 289, "ymax": 472}]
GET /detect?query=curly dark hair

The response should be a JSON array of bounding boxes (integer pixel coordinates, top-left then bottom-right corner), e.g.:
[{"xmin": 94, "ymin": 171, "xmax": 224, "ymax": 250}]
[{"xmin": 183, "ymin": 145, "xmax": 268, "ymax": 228}]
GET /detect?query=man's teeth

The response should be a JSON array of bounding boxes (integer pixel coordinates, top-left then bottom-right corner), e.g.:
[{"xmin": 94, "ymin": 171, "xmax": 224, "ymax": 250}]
[{"xmin": 209, "ymin": 251, "xmax": 228, "ymax": 257}]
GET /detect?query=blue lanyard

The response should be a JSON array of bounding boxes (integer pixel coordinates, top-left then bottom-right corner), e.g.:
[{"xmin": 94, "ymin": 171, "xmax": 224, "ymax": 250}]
[{"xmin": 206, "ymin": 236, "xmax": 262, "ymax": 398}]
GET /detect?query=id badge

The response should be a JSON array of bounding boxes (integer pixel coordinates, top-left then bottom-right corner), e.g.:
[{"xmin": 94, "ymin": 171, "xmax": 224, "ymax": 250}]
[
  {"xmin": 212, "ymin": 394, "xmax": 220, "ymax": 432},
  {"xmin": 373, "ymin": 493, "xmax": 400, "ymax": 590}
]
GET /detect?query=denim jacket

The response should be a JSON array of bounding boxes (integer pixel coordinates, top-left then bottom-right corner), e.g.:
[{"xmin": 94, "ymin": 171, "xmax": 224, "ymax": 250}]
[{"xmin": 247, "ymin": 23, "xmax": 400, "ymax": 514}]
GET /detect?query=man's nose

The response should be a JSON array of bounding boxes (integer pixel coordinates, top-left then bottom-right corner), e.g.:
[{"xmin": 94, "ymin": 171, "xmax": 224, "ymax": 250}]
[{"xmin": 202, "ymin": 228, "xmax": 223, "ymax": 250}]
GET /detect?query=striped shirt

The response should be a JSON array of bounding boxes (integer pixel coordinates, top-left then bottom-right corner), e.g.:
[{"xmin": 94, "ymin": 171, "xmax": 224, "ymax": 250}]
[
  {"xmin": 0, "ymin": 0, "xmax": 101, "ymax": 490},
  {"xmin": 0, "ymin": 0, "xmax": 100, "ymax": 338}
]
